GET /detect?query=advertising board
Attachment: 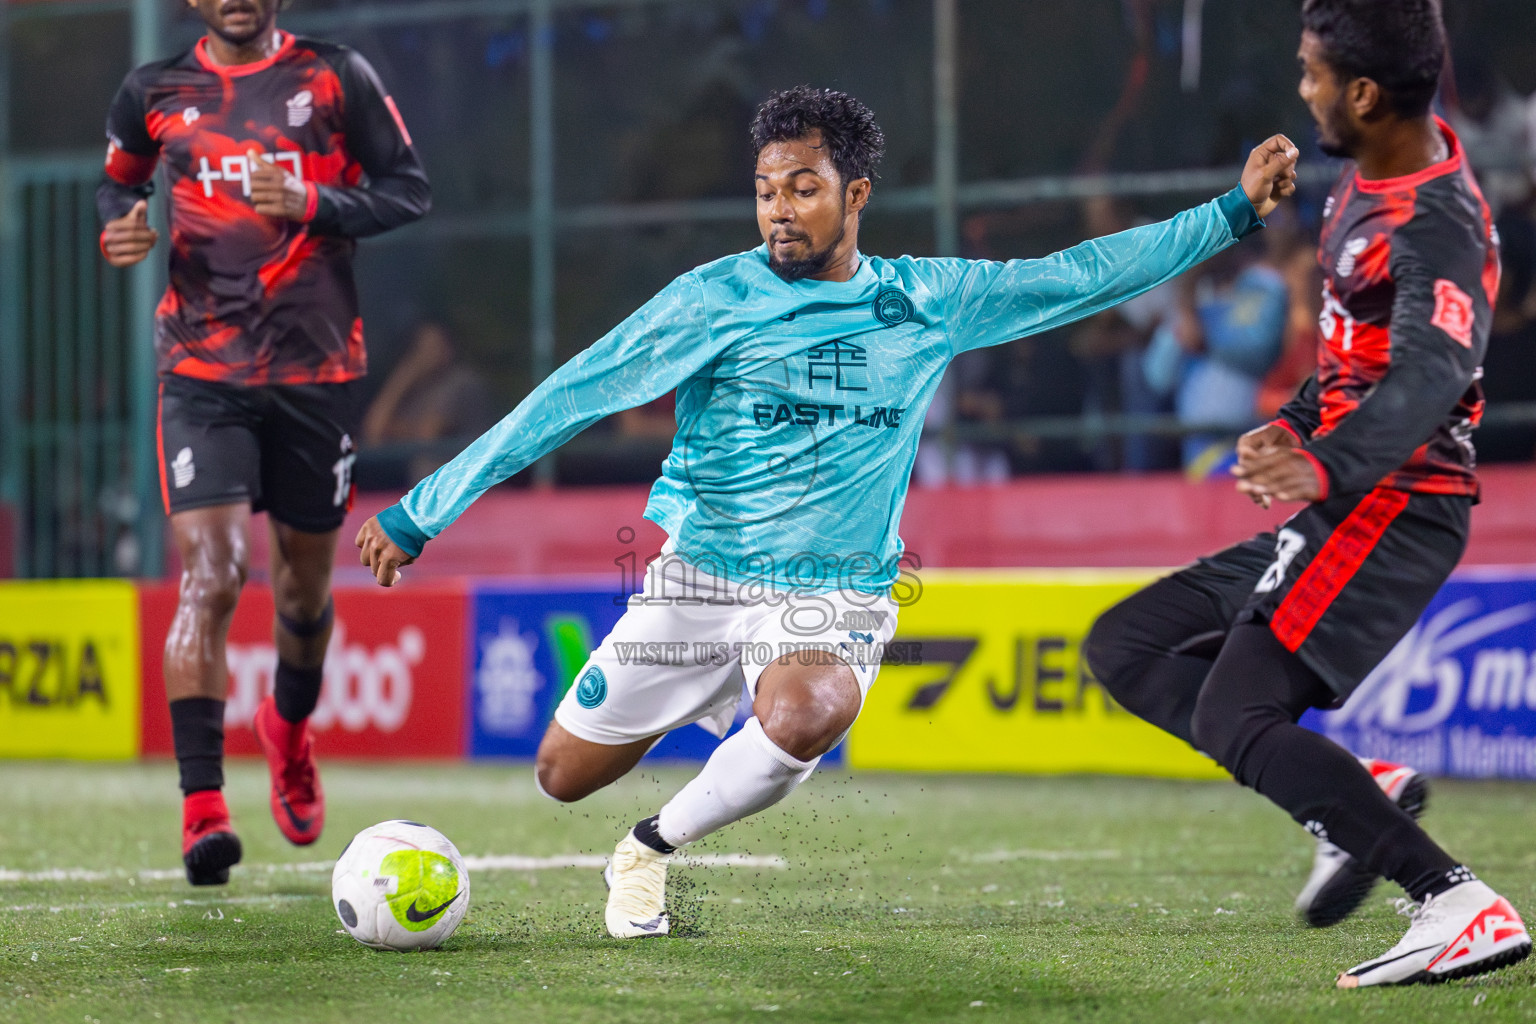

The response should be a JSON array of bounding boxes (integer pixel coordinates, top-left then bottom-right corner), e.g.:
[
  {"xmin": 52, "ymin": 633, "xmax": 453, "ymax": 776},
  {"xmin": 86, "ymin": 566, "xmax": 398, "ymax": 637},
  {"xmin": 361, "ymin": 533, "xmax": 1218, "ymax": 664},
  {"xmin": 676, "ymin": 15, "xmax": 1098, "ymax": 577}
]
[
  {"xmin": 0, "ymin": 580, "xmax": 141, "ymax": 759},
  {"xmin": 139, "ymin": 583, "xmax": 468, "ymax": 758},
  {"xmin": 1303, "ymin": 569, "xmax": 1536, "ymax": 779},
  {"xmin": 847, "ymin": 570, "xmax": 1227, "ymax": 778}
]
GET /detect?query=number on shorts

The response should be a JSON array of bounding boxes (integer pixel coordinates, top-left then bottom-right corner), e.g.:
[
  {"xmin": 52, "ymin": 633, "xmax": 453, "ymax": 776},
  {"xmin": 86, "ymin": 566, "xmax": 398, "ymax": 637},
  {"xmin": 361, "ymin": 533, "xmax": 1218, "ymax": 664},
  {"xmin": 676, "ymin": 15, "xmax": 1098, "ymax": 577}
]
[
  {"xmin": 1255, "ymin": 528, "xmax": 1306, "ymax": 594},
  {"xmin": 331, "ymin": 452, "xmax": 357, "ymax": 507}
]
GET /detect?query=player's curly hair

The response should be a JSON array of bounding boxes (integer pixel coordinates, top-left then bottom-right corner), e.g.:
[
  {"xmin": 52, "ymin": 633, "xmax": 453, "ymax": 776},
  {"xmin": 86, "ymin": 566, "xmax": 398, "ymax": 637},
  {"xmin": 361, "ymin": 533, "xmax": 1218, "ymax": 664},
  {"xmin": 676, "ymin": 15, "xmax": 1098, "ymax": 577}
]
[
  {"xmin": 1301, "ymin": 0, "xmax": 1445, "ymax": 118},
  {"xmin": 750, "ymin": 86, "xmax": 885, "ymax": 186}
]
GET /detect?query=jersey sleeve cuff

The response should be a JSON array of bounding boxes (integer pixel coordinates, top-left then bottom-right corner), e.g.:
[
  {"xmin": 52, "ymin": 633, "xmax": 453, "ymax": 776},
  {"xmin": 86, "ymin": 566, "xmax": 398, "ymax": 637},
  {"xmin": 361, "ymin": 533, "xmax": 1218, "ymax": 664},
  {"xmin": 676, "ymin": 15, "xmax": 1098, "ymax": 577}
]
[
  {"xmin": 1270, "ymin": 418, "xmax": 1303, "ymax": 443},
  {"xmin": 377, "ymin": 503, "xmax": 429, "ymax": 558},
  {"xmin": 1216, "ymin": 185, "xmax": 1265, "ymax": 240},
  {"xmin": 301, "ymin": 182, "xmax": 320, "ymax": 222},
  {"xmin": 1297, "ymin": 448, "xmax": 1332, "ymax": 502}
]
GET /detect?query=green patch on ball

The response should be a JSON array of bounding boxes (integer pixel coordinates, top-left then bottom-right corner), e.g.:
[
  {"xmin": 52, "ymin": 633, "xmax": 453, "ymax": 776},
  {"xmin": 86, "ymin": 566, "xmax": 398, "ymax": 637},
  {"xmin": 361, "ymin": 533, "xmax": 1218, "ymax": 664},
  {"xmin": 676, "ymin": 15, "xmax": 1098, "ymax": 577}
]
[{"xmin": 382, "ymin": 849, "xmax": 463, "ymax": 932}]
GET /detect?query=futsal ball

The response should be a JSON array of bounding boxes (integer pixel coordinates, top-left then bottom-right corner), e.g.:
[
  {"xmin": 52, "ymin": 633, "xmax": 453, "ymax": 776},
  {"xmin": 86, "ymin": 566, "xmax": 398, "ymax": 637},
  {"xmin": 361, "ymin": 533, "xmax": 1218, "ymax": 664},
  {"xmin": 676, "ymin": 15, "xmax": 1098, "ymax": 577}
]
[{"xmin": 331, "ymin": 820, "xmax": 470, "ymax": 951}]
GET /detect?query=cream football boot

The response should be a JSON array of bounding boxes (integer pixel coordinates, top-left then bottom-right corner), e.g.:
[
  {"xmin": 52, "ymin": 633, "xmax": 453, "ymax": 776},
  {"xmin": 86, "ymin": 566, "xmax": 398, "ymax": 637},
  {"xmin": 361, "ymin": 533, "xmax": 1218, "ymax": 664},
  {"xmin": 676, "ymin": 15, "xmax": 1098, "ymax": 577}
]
[{"xmin": 603, "ymin": 829, "xmax": 671, "ymax": 938}]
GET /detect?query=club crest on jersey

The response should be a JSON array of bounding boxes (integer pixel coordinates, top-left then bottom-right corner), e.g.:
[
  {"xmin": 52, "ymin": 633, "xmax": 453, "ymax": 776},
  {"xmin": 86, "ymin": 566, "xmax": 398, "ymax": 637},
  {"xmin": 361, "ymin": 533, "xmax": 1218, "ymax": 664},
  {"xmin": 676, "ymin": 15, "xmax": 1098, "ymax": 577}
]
[
  {"xmin": 182, "ymin": 106, "xmax": 201, "ymax": 126},
  {"xmin": 1431, "ymin": 278, "xmax": 1475, "ymax": 348},
  {"xmin": 287, "ymin": 90, "xmax": 314, "ymax": 127},
  {"xmin": 575, "ymin": 667, "xmax": 608, "ymax": 709},
  {"xmin": 1336, "ymin": 237, "xmax": 1370, "ymax": 277},
  {"xmin": 873, "ymin": 288, "xmax": 913, "ymax": 326}
]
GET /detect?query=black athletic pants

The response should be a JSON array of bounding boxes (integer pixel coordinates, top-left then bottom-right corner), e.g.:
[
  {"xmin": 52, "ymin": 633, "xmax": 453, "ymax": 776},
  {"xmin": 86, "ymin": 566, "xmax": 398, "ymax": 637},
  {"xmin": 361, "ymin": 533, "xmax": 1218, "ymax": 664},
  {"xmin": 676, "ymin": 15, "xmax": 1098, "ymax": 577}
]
[{"xmin": 1084, "ymin": 496, "xmax": 1464, "ymax": 902}]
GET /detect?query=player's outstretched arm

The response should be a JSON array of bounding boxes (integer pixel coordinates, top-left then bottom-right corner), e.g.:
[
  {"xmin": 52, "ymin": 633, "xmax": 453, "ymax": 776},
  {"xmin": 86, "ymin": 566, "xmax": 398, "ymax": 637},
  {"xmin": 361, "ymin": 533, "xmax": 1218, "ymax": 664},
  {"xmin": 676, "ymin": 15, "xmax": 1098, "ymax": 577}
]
[
  {"xmin": 941, "ymin": 136, "xmax": 1298, "ymax": 355},
  {"xmin": 363, "ymin": 275, "xmax": 720, "ymax": 582}
]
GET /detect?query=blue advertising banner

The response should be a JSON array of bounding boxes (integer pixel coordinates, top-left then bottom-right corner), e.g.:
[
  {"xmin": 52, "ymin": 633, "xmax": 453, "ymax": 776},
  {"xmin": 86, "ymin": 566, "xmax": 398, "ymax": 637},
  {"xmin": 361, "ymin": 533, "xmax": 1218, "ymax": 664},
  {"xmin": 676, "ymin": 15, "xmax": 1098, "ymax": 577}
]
[
  {"xmin": 1302, "ymin": 569, "xmax": 1536, "ymax": 779},
  {"xmin": 470, "ymin": 581, "xmax": 843, "ymax": 762}
]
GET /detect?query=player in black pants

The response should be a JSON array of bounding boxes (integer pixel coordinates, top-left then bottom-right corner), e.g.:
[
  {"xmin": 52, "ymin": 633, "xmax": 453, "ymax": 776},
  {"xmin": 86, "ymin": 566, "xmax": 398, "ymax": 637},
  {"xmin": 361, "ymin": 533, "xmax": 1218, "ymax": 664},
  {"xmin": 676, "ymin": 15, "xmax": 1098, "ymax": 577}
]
[
  {"xmin": 98, "ymin": 0, "xmax": 429, "ymax": 884},
  {"xmin": 1084, "ymin": 0, "xmax": 1529, "ymax": 988}
]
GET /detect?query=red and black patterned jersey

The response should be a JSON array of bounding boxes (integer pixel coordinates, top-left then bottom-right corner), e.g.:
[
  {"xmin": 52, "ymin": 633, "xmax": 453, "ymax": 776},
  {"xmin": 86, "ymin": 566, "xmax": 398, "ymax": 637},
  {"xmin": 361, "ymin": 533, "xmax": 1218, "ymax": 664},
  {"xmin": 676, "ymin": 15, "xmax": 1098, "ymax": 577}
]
[
  {"xmin": 97, "ymin": 32, "xmax": 431, "ymax": 386},
  {"xmin": 1276, "ymin": 119, "xmax": 1498, "ymax": 500}
]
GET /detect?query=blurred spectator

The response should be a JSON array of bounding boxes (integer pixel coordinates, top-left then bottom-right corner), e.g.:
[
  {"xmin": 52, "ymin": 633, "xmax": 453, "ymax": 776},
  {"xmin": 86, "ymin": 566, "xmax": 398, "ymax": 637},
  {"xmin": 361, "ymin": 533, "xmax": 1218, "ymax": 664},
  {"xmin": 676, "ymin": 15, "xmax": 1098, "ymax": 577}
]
[
  {"xmin": 1142, "ymin": 241, "xmax": 1288, "ymax": 470},
  {"xmin": 1445, "ymin": 51, "xmax": 1532, "ymax": 217},
  {"xmin": 1257, "ymin": 223, "xmax": 1324, "ymax": 420},
  {"xmin": 1070, "ymin": 197, "xmax": 1180, "ymax": 472},
  {"xmin": 914, "ymin": 349, "xmax": 1011, "ymax": 487},
  {"xmin": 557, "ymin": 395, "xmax": 677, "ymax": 486},
  {"xmin": 617, "ymin": 395, "xmax": 677, "ymax": 440},
  {"xmin": 1477, "ymin": 194, "xmax": 1536, "ymax": 462},
  {"xmin": 360, "ymin": 322, "xmax": 497, "ymax": 487}
]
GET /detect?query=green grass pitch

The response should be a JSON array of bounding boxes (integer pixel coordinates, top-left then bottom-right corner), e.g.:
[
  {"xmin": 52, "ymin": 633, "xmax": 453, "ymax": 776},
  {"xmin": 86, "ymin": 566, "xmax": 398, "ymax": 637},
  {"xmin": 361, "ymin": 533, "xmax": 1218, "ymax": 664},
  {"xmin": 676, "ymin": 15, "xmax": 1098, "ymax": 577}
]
[{"xmin": 2, "ymin": 762, "xmax": 1533, "ymax": 1023}]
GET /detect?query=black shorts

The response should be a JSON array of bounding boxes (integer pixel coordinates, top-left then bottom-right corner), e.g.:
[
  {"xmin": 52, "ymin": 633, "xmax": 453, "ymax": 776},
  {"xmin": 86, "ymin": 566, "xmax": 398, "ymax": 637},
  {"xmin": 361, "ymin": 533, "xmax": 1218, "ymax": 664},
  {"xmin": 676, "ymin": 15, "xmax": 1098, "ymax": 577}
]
[
  {"xmin": 1174, "ymin": 488, "xmax": 1470, "ymax": 699},
  {"xmin": 157, "ymin": 374, "xmax": 362, "ymax": 533}
]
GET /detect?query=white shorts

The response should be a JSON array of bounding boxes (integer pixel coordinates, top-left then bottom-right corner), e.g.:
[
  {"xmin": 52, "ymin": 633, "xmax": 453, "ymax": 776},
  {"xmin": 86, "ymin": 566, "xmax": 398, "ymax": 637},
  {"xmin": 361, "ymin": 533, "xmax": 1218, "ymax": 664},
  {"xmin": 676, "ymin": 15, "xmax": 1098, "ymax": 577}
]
[{"xmin": 553, "ymin": 551, "xmax": 899, "ymax": 746}]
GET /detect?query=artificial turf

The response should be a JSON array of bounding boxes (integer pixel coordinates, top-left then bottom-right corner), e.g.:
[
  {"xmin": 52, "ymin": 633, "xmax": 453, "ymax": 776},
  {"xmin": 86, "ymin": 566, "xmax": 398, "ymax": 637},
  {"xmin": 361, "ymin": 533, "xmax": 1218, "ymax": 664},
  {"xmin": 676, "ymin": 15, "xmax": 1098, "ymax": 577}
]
[{"xmin": 2, "ymin": 761, "xmax": 1533, "ymax": 1023}]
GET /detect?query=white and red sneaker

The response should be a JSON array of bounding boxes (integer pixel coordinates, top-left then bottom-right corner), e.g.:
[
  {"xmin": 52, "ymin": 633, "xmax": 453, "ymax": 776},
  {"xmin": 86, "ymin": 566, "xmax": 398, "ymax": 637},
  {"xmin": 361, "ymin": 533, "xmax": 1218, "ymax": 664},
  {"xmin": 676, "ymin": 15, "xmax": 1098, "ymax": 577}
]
[
  {"xmin": 1337, "ymin": 879, "xmax": 1531, "ymax": 987},
  {"xmin": 253, "ymin": 696, "xmax": 325, "ymax": 846},
  {"xmin": 1296, "ymin": 758, "xmax": 1428, "ymax": 927}
]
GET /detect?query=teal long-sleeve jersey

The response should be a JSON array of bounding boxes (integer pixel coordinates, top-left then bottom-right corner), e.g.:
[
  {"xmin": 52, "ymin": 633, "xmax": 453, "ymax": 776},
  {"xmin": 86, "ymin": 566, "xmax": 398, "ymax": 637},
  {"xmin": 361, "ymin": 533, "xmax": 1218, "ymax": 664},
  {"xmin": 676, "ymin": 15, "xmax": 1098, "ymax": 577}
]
[{"xmin": 378, "ymin": 187, "xmax": 1262, "ymax": 592}]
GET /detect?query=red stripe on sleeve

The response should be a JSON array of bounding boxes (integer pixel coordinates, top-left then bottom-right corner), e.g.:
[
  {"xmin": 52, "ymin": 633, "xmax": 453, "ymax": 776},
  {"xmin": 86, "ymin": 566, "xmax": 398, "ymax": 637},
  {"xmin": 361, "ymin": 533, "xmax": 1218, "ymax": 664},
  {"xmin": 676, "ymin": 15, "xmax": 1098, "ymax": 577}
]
[
  {"xmin": 1296, "ymin": 449, "xmax": 1331, "ymax": 501},
  {"xmin": 1270, "ymin": 488, "xmax": 1410, "ymax": 652},
  {"xmin": 384, "ymin": 96, "xmax": 413, "ymax": 147},
  {"xmin": 105, "ymin": 142, "xmax": 158, "ymax": 186},
  {"xmin": 1271, "ymin": 419, "xmax": 1303, "ymax": 443}
]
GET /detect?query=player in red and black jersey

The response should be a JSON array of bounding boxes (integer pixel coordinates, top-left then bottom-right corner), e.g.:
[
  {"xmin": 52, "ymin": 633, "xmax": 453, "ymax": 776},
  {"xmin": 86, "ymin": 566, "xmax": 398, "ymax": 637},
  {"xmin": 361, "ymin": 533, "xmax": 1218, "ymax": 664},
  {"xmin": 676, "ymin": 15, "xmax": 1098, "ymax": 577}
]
[
  {"xmin": 98, "ymin": 0, "xmax": 430, "ymax": 887},
  {"xmin": 1083, "ymin": 0, "xmax": 1529, "ymax": 988}
]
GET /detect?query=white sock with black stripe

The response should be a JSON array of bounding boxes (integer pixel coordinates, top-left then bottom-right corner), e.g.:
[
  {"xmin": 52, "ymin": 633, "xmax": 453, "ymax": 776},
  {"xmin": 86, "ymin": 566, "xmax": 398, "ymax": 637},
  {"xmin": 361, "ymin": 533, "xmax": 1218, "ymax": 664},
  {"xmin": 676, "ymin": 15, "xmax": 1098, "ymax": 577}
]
[{"xmin": 654, "ymin": 716, "xmax": 817, "ymax": 848}]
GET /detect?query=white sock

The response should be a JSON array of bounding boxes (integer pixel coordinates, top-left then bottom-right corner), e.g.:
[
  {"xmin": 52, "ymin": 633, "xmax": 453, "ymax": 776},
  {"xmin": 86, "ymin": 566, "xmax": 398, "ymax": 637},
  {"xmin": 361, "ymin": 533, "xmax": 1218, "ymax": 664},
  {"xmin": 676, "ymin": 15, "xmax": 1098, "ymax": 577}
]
[{"xmin": 655, "ymin": 716, "xmax": 817, "ymax": 848}]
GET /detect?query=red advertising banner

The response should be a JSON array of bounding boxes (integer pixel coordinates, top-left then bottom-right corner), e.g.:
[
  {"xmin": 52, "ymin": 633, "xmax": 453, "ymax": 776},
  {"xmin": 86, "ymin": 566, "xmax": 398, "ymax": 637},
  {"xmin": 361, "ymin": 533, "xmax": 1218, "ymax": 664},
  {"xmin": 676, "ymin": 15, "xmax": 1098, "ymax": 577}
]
[{"xmin": 139, "ymin": 583, "xmax": 468, "ymax": 758}]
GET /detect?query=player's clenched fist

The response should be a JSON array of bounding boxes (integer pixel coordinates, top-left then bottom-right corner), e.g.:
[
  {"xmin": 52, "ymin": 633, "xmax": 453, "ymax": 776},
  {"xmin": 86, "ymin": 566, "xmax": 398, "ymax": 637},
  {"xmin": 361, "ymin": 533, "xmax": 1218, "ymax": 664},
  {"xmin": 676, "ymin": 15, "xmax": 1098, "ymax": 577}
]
[
  {"xmin": 1234, "ymin": 447, "xmax": 1325, "ymax": 505},
  {"xmin": 1233, "ymin": 422, "xmax": 1301, "ymax": 508},
  {"xmin": 248, "ymin": 149, "xmax": 310, "ymax": 221},
  {"xmin": 355, "ymin": 515, "xmax": 414, "ymax": 587},
  {"xmin": 1240, "ymin": 134, "xmax": 1300, "ymax": 219},
  {"xmin": 101, "ymin": 199, "xmax": 158, "ymax": 267}
]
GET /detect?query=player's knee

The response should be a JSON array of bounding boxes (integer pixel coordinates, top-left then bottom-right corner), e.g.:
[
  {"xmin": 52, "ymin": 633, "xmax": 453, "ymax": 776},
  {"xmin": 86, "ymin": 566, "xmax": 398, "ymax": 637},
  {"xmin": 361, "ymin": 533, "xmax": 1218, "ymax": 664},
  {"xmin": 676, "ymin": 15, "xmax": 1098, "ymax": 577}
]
[
  {"xmin": 1189, "ymin": 684, "xmax": 1267, "ymax": 773},
  {"xmin": 758, "ymin": 685, "xmax": 858, "ymax": 763},
  {"xmin": 1084, "ymin": 608, "xmax": 1140, "ymax": 702},
  {"xmin": 533, "ymin": 755, "xmax": 594, "ymax": 804},
  {"xmin": 274, "ymin": 586, "xmax": 332, "ymax": 628},
  {"xmin": 180, "ymin": 558, "xmax": 248, "ymax": 618}
]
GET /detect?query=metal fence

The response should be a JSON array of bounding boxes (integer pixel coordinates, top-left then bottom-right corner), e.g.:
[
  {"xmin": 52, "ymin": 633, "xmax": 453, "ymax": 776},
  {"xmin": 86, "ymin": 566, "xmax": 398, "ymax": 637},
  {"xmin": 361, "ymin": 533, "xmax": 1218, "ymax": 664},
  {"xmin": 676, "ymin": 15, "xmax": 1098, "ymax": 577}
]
[
  {"xmin": 2, "ymin": 0, "xmax": 1532, "ymax": 578},
  {"xmin": 0, "ymin": 156, "xmax": 158, "ymax": 577}
]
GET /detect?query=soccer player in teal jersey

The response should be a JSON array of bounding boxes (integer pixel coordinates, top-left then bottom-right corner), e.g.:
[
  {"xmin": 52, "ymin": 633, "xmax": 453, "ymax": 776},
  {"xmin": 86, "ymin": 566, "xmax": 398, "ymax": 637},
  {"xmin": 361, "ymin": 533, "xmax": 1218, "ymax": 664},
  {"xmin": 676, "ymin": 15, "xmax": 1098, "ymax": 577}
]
[{"xmin": 358, "ymin": 87, "xmax": 1298, "ymax": 938}]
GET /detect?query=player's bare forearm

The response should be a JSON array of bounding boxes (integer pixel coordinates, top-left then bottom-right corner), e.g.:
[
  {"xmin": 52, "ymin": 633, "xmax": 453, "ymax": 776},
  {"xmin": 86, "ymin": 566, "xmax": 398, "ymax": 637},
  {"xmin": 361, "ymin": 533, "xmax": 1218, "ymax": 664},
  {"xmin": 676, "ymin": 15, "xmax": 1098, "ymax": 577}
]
[
  {"xmin": 1240, "ymin": 135, "xmax": 1300, "ymax": 219},
  {"xmin": 355, "ymin": 516, "xmax": 415, "ymax": 587}
]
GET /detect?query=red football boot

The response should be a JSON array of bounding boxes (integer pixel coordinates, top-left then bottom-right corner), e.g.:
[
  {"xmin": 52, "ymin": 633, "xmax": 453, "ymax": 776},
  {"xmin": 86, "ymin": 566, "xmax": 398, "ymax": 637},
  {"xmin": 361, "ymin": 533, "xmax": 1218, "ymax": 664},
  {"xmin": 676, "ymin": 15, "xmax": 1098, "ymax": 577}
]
[
  {"xmin": 253, "ymin": 696, "xmax": 325, "ymax": 846},
  {"xmin": 182, "ymin": 790, "xmax": 242, "ymax": 886}
]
